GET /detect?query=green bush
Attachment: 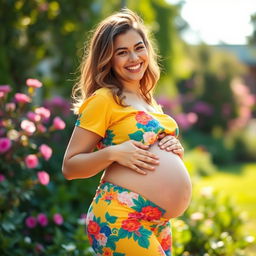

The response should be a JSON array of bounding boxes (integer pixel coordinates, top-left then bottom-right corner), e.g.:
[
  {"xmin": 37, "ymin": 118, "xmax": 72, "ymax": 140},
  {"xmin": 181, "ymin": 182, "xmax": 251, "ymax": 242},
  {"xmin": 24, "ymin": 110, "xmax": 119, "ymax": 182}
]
[{"xmin": 172, "ymin": 187, "xmax": 255, "ymax": 256}]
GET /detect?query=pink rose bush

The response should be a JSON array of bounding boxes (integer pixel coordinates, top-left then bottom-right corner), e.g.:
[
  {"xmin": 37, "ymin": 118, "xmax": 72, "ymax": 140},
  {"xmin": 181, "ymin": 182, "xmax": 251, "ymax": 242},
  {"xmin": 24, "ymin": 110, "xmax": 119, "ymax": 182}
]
[{"xmin": 0, "ymin": 79, "xmax": 69, "ymax": 253}]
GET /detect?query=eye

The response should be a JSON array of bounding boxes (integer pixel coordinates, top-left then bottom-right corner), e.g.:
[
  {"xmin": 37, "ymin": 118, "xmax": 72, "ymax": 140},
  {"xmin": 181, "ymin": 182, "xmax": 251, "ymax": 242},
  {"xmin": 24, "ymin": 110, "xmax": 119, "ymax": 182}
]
[
  {"xmin": 117, "ymin": 51, "xmax": 127, "ymax": 56},
  {"xmin": 136, "ymin": 46, "xmax": 145, "ymax": 51}
]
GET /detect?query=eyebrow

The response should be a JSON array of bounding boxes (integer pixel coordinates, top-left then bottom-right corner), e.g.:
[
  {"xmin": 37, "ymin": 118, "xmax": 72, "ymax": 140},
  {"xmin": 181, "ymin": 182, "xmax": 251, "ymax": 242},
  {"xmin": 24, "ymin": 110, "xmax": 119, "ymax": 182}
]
[{"xmin": 114, "ymin": 41, "xmax": 144, "ymax": 53}]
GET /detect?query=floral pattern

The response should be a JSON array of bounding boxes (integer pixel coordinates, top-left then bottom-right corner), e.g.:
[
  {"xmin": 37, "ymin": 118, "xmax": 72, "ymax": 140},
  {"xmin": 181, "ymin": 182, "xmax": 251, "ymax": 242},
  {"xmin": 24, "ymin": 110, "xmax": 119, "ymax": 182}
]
[
  {"xmin": 129, "ymin": 111, "xmax": 165, "ymax": 145},
  {"xmin": 86, "ymin": 181, "xmax": 172, "ymax": 256},
  {"xmin": 97, "ymin": 129, "xmax": 116, "ymax": 149},
  {"xmin": 76, "ymin": 107, "xmax": 179, "ymax": 148}
]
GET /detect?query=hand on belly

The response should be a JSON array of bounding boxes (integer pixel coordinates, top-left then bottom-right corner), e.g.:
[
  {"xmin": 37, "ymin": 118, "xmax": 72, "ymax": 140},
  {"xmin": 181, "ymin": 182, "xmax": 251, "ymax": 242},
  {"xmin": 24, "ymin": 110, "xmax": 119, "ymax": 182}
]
[{"xmin": 103, "ymin": 142, "xmax": 192, "ymax": 218}]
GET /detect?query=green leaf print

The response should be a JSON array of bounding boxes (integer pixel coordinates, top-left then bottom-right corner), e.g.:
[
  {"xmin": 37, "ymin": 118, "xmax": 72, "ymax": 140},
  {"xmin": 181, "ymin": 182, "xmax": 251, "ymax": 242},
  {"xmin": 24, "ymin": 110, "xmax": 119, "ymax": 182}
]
[
  {"xmin": 106, "ymin": 240, "xmax": 116, "ymax": 250},
  {"xmin": 138, "ymin": 235, "xmax": 150, "ymax": 248},
  {"xmin": 106, "ymin": 235, "xmax": 119, "ymax": 250},
  {"xmin": 127, "ymin": 231, "xmax": 133, "ymax": 239},
  {"xmin": 128, "ymin": 130, "xmax": 144, "ymax": 142},
  {"xmin": 118, "ymin": 228, "xmax": 128, "ymax": 239},
  {"xmin": 113, "ymin": 253, "xmax": 126, "ymax": 256},
  {"xmin": 132, "ymin": 196, "xmax": 147, "ymax": 212},
  {"xmin": 105, "ymin": 212, "xmax": 117, "ymax": 224},
  {"xmin": 139, "ymin": 227, "xmax": 152, "ymax": 237}
]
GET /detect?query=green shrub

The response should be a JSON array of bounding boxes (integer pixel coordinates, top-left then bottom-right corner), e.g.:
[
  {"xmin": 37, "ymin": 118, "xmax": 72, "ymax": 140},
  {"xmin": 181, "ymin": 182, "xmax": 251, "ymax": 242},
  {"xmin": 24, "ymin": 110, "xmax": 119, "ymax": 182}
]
[{"xmin": 172, "ymin": 187, "xmax": 255, "ymax": 256}]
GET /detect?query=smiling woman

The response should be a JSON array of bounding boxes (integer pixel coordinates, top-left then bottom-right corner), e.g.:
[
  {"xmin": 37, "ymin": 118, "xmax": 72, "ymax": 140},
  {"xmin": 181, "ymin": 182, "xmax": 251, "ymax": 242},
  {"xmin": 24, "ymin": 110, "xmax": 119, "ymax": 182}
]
[
  {"xmin": 111, "ymin": 31, "xmax": 149, "ymax": 90},
  {"xmin": 62, "ymin": 8, "xmax": 191, "ymax": 256}
]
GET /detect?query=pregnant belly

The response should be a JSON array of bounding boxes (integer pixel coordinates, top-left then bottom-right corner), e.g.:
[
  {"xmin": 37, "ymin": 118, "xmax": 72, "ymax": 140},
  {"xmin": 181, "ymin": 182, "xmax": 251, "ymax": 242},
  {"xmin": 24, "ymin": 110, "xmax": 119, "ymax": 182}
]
[{"xmin": 102, "ymin": 143, "xmax": 192, "ymax": 219}]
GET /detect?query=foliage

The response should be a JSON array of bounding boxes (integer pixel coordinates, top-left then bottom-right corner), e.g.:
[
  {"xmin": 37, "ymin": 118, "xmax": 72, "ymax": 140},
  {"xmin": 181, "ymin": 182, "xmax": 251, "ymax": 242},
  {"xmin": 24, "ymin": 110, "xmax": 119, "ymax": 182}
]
[
  {"xmin": 0, "ymin": 0, "xmax": 101, "ymax": 95},
  {"xmin": 172, "ymin": 186, "xmax": 255, "ymax": 256},
  {"xmin": 183, "ymin": 146, "xmax": 218, "ymax": 177},
  {"xmin": 0, "ymin": 0, "xmax": 185, "ymax": 98},
  {"xmin": 0, "ymin": 80, "xmax": 88, "ymax": 255}
]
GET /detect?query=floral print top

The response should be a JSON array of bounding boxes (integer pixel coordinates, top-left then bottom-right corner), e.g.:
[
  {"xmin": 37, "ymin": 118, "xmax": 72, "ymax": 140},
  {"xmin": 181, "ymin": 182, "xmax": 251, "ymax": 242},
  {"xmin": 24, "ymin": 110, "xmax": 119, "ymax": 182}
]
[{"xmin": 75, "ymin": 88, "xmax": 179, "ymax": 149}]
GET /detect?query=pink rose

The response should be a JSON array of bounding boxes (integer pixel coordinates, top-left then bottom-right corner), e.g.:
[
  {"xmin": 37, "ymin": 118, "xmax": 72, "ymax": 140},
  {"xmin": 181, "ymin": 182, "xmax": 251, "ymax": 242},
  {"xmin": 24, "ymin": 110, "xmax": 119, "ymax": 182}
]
[
  {"xmin": 0, "ymin": 85, "xmax": 11, "ymax": 93},
  {"xmin": 37, "ymin": 213, "xmax": 48, "ymax": 227},
  {"xmin": 53, "ymin": 213, "xmax": 64, "ymax": 225},
  {"xmin": 0, "ymin": 173, "xmax": 6, "ymax": 182},
  {"xmin": 25, "ymin": 154, "xmax": 39, "ymax": 169},
  {"xmin": 27, "ymin": 112, "xmax": 41, "ymax": 122},
  {"xmin": 35, "ymin": 107, "xmax": 51, "ymax": 120},
  {"xmin": 20, "ymin": 120, "xmax": 36, "ymax": 135},
  {"xmin": 25, "ymin": 216, "xmax": 37, "ymax": 228},
  {"xmin": 26, "ymin": 78, "xmax": 42, "ymax": 88},
  {"xmin": 14, "ymin": 93, "xmax": 31, "ymax": 103},
  {"xmin": 37, "ymin": 171, "xmax": 50, "ymax": 185},
  {"xmin": 37, "ymin": 124, "xmax": 47, "ymax": 133},
  {"xmin": 53, "ymin": 117, "xmax": 65, "ymax": 130},
  {"xmin": 39, "ymin": 144, "xmax": 52, "ymax": 160},
  {"xmin": 0, "ymin": 137, "xmax": 12, "ymax": 154}
]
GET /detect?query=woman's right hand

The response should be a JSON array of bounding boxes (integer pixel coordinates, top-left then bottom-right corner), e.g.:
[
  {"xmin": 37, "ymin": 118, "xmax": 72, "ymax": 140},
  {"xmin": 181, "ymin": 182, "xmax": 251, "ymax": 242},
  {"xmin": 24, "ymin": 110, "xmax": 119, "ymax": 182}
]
[{"xmin": 110, "ymin": 140, "xmax": 159, "ymax": 175}]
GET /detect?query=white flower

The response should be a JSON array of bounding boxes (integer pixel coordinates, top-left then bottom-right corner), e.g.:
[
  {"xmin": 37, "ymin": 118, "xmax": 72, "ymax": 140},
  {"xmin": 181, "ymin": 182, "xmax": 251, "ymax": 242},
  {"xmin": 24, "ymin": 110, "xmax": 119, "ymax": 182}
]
[
  {"xmin": 190, "ymin": 212, "xmax": 204, "ymax": 221},
  {"xmin": 24, "ymin": 236, "xmax": 31, "ymax": 244},
  {"xmin": 117, "ymin": 191, "xmax": 138, "ymax": 207},
  {"xmin": 61, "ymin": 243, "xmax": 76, "ymax": 251}
]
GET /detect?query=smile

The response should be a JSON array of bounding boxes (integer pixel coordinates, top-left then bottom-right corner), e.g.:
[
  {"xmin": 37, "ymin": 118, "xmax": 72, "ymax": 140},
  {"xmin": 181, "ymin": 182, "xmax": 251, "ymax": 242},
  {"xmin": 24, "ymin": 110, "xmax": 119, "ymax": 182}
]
[{"xmin": 125, "ymin": 63, "xmax": 142, "ymax": 72}]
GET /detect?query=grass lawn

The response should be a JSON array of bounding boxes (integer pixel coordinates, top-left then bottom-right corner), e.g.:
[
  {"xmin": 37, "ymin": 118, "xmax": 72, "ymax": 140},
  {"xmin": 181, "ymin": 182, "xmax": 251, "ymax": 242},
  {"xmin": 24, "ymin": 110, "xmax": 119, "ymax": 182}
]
[{"xmin": 193, "ymin": 162, "xmax": 256, "ymax": 254}]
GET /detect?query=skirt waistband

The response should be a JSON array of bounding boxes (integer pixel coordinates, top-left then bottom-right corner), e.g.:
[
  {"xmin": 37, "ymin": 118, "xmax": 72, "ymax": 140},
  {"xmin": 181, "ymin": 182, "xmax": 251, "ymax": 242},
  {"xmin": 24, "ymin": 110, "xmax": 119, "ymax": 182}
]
[{"xmin": 97, "ymin": 180, "xmax": 168, "ymax": 221}]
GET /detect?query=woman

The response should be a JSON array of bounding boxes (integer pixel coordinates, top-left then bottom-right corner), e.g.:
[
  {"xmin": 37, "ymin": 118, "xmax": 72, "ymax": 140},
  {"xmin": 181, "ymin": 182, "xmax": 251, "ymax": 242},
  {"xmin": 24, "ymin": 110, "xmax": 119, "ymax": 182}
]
[{"xmin": 62, "ymin": 8, "xmax": 192, "ymax": 256}]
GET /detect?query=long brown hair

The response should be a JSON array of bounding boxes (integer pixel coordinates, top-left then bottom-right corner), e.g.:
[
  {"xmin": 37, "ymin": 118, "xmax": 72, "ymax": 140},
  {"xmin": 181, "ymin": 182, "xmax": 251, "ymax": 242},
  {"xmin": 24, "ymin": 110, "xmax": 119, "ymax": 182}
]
[{"xmin": 72, "ymin": 8, "xmax": 160, "ymax": 114}]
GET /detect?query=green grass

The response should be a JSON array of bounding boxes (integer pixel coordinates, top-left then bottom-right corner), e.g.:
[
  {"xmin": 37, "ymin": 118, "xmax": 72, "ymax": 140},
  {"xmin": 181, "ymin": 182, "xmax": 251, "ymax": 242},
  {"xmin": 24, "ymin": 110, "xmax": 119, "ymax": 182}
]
[{"xmin": 193, "ymin": 162, "xmax": 256, "ymax": 237}]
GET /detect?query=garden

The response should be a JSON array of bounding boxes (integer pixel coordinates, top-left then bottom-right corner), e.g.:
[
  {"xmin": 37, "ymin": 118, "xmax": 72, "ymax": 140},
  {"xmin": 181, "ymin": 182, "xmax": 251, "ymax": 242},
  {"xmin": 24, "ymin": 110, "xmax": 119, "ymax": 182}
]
[{"xmin": 1, "ymin": 1, "xmax": 256, "ymax": 255}]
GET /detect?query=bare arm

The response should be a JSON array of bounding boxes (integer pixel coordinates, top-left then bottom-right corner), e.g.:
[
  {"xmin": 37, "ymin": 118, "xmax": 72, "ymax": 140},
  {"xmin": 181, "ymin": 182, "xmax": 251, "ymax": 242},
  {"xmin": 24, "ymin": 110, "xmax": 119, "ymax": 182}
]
[
  {"xmin": 62, "ymin": 127, "xmax": 160, "ymax": 180},
  {"xmin": 62, "ymin": 127, "xmax": 113, "ymax": 180}
]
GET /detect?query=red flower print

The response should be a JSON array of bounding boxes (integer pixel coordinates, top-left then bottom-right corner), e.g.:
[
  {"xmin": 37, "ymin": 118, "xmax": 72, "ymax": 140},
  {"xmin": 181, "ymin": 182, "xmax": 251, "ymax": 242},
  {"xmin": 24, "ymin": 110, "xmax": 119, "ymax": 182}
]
[
  {"xmin": 128, "ymin": 211, "xmax": 144, "ymax": 219},
  {"xmin": 102, "ymin": 247, "xmax": 113, "ymax": 256},
  {"xmin": 161, "ymin": 235, "xmax": 172, "ymax": 251},
  {"xmin": 135, "ymin": 111, "xmax": 153, "ymax": 125},
  {"xmin": 102, "ymin": 191, "xmax": 117, "ymax": 201},
  {"xmin": 121, "ymin": 219, "xmax": 141, "ymax": 232},
  {"xmin": 87, "ymin": 220, "xmax": 100, "ymax": 235},
  {"xmin": 141, "ymin": 206, "xmax": 162, "ymax": 221}
]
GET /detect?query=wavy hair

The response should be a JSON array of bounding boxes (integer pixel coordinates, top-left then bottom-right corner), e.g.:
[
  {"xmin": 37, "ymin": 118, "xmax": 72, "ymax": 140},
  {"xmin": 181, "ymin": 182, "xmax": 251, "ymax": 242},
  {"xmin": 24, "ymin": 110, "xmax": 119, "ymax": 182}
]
[{"xmin": 72, "ymin": 8, "xmax": 160, "ymax": 114}]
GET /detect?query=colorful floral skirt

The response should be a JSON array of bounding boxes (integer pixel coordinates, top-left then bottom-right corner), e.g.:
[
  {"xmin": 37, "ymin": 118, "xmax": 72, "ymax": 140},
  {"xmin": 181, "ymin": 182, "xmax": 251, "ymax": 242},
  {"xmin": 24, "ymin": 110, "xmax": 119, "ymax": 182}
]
[{"xmin": 85, "ymin": 181, "xmax": 172, "ymax": 256}]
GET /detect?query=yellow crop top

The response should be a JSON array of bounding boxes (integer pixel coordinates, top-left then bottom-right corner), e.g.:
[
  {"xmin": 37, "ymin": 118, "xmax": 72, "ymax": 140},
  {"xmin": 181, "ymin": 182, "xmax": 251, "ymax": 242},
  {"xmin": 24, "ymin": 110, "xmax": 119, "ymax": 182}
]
[{"xmin": 75, "ymin": 88, "xmax": 179, "ymax": 149}]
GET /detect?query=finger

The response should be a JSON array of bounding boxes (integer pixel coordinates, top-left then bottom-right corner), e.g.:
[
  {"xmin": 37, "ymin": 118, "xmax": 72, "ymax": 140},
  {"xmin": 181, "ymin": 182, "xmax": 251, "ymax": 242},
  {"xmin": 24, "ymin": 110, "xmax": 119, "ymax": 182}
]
[
  {"xmin": 137, "ymin": 154, "xmax": 160, "ymax": 165},
  {"xmin": 139, "ymin": 149, "xmax": 159, "ymax": 160},
  {"xmin": 135, "ymin": 160, "xmax": 156, "ymax": 171},
  {"xmin": 159, "ymin": 139, "xmax": 176, "ymax": 149},
  {"xmin": 132, "ymin": 140, "xmax": 149, "ymax": 149},
  {"xmin": 131, "ymin": 164, "xmax": 147, "ymax": 175},
  {"xmin": 159, "ymin": 135, "xmax": 175, "ymax": 146},
  {"xmin": 173, "ymin": 149, "xmax": 184, "ymax": 158},
  {"xmin": 165, "ymin": 143, "xmax": 181, "ymax": 151}
]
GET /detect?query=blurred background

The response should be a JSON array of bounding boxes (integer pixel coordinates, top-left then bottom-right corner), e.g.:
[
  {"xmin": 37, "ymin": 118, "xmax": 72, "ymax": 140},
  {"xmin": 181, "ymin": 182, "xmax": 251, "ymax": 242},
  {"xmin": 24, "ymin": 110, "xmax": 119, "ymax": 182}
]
[{"xmin": 0, "ymin": 0, "xmax": 256, "ymax": 255}]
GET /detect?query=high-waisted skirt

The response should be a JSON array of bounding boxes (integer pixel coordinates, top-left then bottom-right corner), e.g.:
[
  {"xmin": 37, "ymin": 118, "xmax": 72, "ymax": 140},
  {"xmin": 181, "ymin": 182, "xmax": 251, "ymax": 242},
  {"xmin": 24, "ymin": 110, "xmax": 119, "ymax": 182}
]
[{"xmin": 85, "ymin": 180, "xmax": 172, "ymax": 256}]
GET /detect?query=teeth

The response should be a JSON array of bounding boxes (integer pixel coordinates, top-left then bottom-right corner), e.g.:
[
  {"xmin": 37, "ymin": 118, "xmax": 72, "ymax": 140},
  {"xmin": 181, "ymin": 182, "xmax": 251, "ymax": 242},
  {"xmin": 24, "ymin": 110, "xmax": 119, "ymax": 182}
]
[{"xmin": 127, "ymin": 64, "xmax": 140, "ymax": 70}]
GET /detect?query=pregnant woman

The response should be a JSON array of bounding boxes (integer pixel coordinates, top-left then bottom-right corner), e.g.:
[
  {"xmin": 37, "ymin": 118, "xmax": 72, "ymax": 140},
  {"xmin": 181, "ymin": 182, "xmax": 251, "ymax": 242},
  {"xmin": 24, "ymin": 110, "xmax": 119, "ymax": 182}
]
[{"xmin": 62, "ymin": 8, "xmax": 192, "ymax": 256}]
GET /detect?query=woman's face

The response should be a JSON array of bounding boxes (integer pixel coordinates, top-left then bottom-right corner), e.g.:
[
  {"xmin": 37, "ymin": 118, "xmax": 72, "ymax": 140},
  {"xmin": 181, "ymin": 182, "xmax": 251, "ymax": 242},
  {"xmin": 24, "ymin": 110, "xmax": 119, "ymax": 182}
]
[{"xmin": 111, "ymin": 29, "xmax": 149, "ymax": 89}]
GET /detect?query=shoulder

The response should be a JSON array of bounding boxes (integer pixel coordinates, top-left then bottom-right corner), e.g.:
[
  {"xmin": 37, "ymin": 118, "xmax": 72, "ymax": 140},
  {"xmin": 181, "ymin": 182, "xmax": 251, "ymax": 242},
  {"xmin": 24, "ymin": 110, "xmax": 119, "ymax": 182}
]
[{"xmin": 78, "ymin": 87, "xmax": 115, "ymax": 114}]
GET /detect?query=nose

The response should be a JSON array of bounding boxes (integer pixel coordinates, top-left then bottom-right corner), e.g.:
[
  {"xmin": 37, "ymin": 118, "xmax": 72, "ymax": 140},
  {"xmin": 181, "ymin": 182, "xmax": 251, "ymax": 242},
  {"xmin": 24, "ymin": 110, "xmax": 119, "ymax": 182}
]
[{"xmin": 129, "ymin": 51, "xmax": 139, "ymax": 62}]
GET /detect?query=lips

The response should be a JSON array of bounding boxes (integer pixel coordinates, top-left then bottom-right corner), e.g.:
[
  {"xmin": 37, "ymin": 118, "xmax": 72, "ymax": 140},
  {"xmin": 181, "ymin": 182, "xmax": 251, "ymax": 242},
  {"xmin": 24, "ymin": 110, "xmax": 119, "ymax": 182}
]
[{"xmin": 125, "ymin": 63, "xmax": 142, "ymax": 72}]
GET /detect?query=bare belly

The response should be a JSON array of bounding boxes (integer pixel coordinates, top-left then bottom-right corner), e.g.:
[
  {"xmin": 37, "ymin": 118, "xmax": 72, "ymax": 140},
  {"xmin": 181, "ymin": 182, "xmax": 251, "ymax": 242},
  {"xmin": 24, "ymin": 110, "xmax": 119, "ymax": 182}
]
[{"xmin": 101, "ymin": 142, "xmax": 192, "ymax": 219}]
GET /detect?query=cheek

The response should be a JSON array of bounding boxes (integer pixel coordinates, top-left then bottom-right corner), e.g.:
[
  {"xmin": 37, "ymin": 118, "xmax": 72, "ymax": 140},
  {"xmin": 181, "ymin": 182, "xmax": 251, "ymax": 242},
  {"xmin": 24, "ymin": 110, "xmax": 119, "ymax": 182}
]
[{"xmin": 112, "ymin": 56, "xmax": 125, "ymax": 71}]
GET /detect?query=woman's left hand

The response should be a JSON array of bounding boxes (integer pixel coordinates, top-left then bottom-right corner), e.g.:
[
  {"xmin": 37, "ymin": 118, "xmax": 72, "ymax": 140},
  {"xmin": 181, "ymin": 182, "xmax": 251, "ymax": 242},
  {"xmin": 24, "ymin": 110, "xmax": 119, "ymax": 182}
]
[{"xmin": 157, "ymin": 133, "xmax": 184, "ymax": 158}]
